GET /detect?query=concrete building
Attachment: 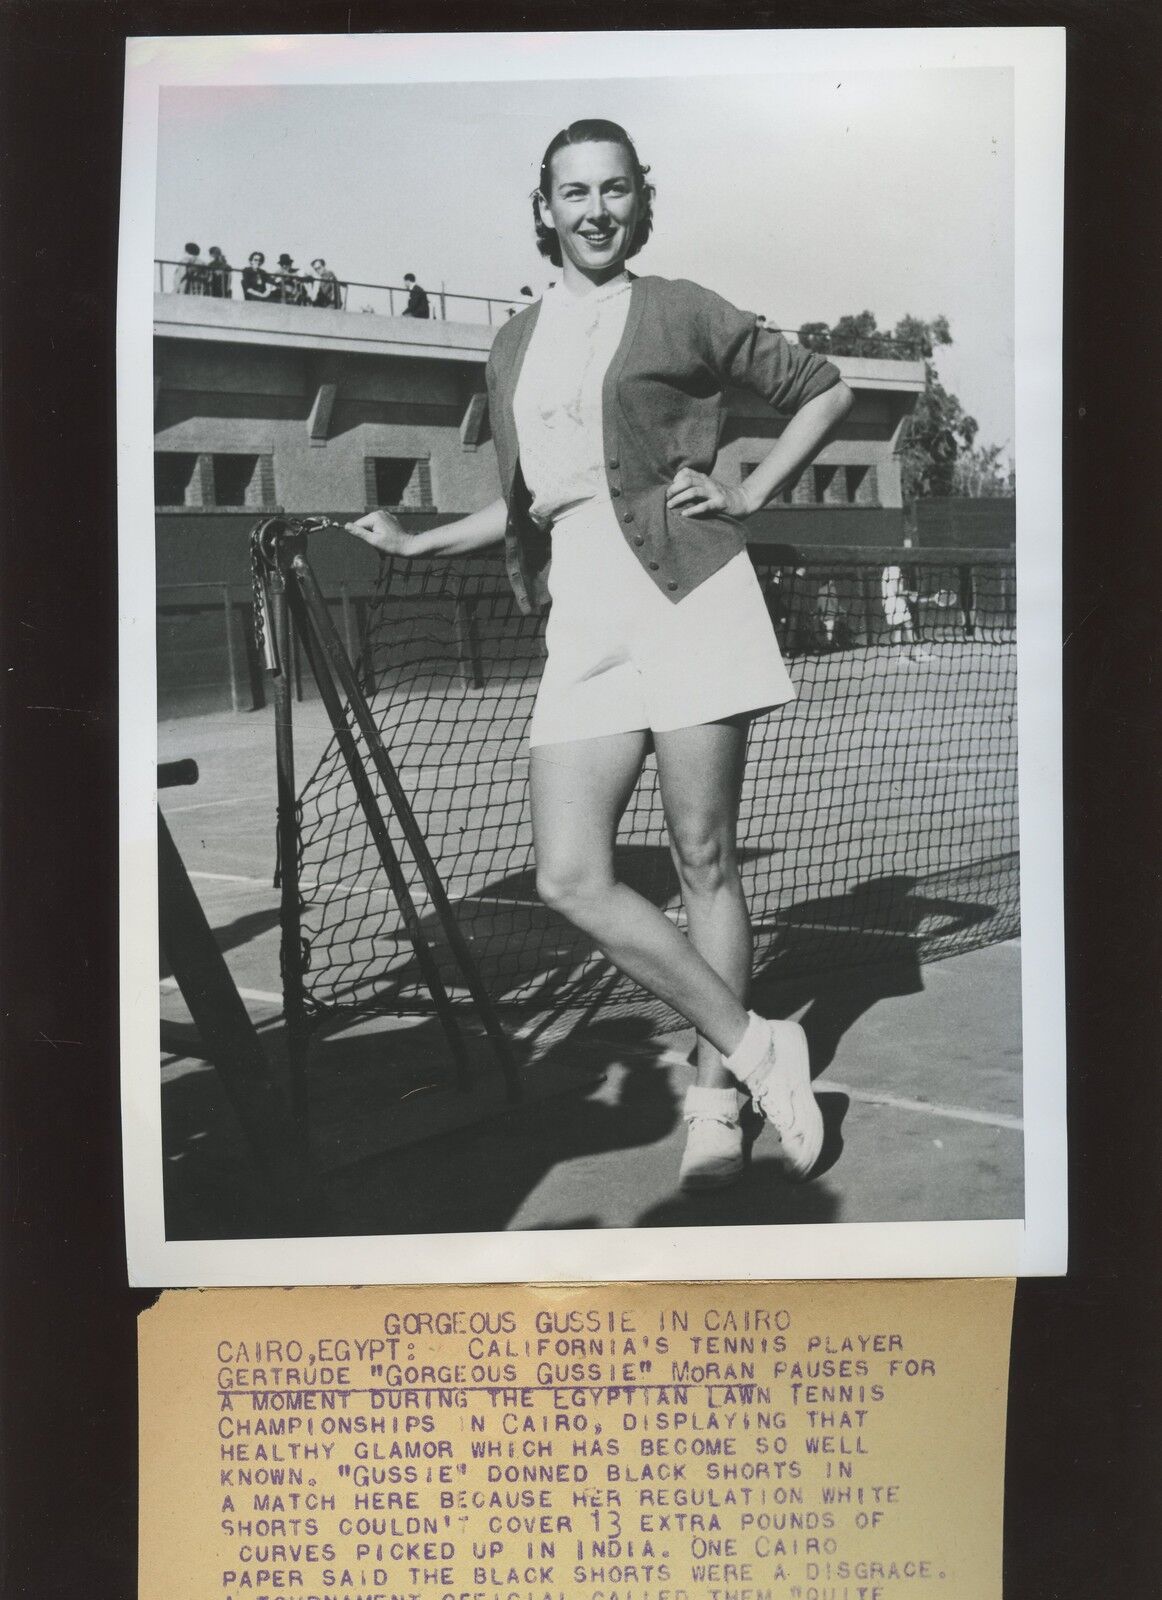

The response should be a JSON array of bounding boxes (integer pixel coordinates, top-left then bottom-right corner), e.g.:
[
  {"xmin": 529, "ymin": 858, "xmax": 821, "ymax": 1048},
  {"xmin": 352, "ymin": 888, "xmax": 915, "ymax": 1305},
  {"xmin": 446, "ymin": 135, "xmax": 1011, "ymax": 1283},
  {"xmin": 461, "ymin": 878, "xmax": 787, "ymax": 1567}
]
[
  {"xmin": 154, "ymin": 290, "xmax": 925, "ymax": 523},
  {"xmin": 154, "ymin": 289, "xmax": 928, "ymax": 716}
]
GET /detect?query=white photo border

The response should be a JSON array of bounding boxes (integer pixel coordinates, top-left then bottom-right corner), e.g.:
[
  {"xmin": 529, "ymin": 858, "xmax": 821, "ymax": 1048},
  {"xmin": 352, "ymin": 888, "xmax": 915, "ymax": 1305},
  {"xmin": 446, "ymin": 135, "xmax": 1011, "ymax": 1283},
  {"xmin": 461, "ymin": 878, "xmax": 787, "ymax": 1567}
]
[{"xmin": 120, "ymin": 27, "xmax": 1066, "ymax": 1286}]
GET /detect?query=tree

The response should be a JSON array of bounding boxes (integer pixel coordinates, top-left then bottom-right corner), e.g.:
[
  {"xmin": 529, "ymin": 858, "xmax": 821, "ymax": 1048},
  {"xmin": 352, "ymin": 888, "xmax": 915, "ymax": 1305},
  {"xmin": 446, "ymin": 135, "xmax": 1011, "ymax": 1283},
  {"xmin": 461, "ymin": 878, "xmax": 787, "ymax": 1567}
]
[
  {"xmin": 952, "ymin": 440, "xmax": 1015, "ymax": 498},
  {"xmin": 797, "ymin": 310, "xmax": 1009, "ymax": 498}
]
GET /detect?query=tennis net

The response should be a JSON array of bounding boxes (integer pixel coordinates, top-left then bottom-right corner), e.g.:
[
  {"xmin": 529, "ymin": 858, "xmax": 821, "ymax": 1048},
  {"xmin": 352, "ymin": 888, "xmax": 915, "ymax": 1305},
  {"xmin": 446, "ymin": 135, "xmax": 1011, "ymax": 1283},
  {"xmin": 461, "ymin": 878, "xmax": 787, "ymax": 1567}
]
[{"xmin": 294, "ymin": 543, "xmax": 1018, "ymax": 1024}]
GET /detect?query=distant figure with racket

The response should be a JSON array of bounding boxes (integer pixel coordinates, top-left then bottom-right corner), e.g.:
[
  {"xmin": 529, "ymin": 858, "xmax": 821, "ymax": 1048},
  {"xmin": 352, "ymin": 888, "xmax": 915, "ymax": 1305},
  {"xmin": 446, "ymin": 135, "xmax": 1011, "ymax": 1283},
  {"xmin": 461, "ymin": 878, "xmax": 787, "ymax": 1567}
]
[
  {"xmin": 882, "ymin": 563, "xmax": 933, "ymax": 663},
  {"xmin": 347, "ymin": 118, "xmax": 852, "ymax": 1191}
]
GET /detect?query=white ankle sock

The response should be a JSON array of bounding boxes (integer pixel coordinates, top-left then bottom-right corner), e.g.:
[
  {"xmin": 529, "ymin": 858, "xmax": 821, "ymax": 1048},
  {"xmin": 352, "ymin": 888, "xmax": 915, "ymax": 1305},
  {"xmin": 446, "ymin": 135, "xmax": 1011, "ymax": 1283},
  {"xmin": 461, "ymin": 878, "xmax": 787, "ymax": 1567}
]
[
  {"xmin": 685, "ymin": 1084, "xmax": 742, "ymax": 1118},
  {"xmin": 723, "ymin": 1012, "xmax": 769, "ymax": 1083}
]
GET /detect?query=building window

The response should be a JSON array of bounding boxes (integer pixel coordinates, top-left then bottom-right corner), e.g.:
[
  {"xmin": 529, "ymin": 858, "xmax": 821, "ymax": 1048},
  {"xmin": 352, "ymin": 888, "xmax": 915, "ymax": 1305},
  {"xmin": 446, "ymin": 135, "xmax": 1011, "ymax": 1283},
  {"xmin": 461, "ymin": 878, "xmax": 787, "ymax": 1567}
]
[
  {"xmin": 154, "ymin": 452, "xmax": 199, "ymax": 507},
  {"xmin": 365, "ymin": 456, "xmax": 433, "ymax": 511},
  {"xmin": 154, "ymin": 451, "xmax": 275, "ymax": 509},
  {"xmin": 212, "ymin": 454, "xmax": 260, "ymax": 507},
  {"xmin": 741, "ymin": 462, "xmax": 792, "ymax": 505}
]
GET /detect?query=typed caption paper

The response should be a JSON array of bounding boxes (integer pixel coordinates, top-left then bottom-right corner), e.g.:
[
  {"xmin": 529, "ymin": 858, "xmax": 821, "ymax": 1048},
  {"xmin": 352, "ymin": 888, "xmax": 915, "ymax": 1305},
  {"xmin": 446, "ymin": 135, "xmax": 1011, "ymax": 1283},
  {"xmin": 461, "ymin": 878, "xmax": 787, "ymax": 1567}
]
[{"xmin": 140, "ymin": 1279, "xmax": 1014, "ymax": 1599}]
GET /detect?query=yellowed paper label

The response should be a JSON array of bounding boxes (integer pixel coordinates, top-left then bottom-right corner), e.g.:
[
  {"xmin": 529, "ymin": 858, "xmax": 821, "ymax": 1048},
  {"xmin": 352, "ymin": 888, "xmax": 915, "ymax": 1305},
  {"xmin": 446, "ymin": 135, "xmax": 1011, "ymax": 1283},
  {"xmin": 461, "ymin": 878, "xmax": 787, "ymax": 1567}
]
[{"xmin": 140, "ymin": 1280, "xmax": 1013, "ymax": 1600}]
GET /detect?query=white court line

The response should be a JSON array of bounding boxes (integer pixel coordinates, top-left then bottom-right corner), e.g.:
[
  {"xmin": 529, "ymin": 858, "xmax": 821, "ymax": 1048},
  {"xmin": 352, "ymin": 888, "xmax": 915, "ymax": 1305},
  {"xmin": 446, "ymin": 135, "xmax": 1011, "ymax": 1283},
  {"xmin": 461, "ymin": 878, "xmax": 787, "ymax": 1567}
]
[
  {"xmin": 641, "ymin": 1046, "xmax": 1022, "ymax": 1133},
  {"xmin": 160, "ymin": 976, "xmax": 283, "ymax": 1006},
  {"xmin": 161, "ymin": 796, "xmax": 268, "ymax": 813},
  {"xmin": 819, "ymin": 1080, "xmax": 1023, "ymax": 1132},
  {"xmin": 186, "ymin": 869, "xmax": 531, "ymax": 907},
  {"xmin": 157, "ymin": 978, "xmax": 1020, "ymax": 1130},
  {"xmin": 188, "ymin": 870, "xmax": 266, "ymax": 884}
]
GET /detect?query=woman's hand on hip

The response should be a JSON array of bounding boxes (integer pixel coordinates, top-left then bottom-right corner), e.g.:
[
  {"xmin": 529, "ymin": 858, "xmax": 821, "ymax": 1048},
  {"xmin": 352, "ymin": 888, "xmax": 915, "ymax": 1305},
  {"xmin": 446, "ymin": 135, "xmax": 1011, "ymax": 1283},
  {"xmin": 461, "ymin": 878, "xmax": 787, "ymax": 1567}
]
[
  {"xmin": 345, "ymin": 508, "xmax": 412, "ymax": 557},
  {"xmin": 665, "ymin": 467, "xmax": 751, "ymax": 520}
]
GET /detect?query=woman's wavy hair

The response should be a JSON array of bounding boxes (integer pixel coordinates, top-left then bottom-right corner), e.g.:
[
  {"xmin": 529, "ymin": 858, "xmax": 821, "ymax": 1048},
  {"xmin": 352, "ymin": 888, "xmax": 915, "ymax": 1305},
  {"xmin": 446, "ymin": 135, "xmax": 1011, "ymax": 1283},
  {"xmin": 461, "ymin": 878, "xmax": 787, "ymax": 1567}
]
[{"xmin": 532, "ymin": 119, "xmax": 655, "ymax": 268}]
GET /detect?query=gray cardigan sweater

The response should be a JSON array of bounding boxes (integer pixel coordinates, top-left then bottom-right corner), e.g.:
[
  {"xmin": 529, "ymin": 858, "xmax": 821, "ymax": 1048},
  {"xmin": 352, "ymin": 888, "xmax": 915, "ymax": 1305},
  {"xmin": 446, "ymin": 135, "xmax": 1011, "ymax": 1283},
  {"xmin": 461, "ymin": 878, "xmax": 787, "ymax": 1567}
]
[{"xmin": 485, "ymin": 274, "xmax": 842, "ymax": 615}]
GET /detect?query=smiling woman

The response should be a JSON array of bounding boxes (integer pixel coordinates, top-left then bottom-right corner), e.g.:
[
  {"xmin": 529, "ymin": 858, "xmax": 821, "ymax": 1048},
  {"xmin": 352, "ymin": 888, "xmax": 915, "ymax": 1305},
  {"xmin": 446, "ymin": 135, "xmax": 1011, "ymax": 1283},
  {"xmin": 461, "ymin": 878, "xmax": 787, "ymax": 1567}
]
[
  {"xmin": 346, "ymin": 117, "xmax": 853, "ymax": 1197},
  {"xmin": 532, "ymin": 117, "xmax": 655, "ymax": 278}
]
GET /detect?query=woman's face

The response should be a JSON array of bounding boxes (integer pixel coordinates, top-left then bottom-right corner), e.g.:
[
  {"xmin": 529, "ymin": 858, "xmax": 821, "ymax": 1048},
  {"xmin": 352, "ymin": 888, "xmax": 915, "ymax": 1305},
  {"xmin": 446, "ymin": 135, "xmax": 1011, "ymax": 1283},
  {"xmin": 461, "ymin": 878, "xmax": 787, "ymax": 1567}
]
[
  {"xmin": 538, "ymin": 140, "xmax": 640, "ymax": 285},
  {"xmin": 250, "ymin": 254, "xmax": 264, "ymax": 267}
]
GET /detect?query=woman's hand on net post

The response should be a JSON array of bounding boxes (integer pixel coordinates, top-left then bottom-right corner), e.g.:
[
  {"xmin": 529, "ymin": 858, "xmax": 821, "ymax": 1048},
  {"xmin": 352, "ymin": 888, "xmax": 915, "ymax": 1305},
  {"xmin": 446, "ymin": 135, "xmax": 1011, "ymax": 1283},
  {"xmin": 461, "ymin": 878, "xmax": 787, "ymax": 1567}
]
[
  {"xmin": 665, "ymin": 466, "xmax": 751, "ymax": 520},
  {"xmin": 345, "ymin": 509, "xmax": 413, "ymax": 557}
]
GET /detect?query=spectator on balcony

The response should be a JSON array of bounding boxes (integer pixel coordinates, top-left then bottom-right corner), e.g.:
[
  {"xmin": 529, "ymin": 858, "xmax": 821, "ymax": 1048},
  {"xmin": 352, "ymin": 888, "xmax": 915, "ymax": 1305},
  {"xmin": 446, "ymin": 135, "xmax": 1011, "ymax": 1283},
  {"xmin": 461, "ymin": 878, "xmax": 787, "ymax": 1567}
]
[
  {"xmin": 310, "ymin": 258, "xmax": 342, "ymax": 309},
  {"xmin": 174, "ymin": 242, "xmax": 207, "ymax": 295},
  {"xmin": 241, "ymin": 251, "xmax": 275, "ymax": 300},
  {"xmin": 206, "ymin": 246, "xmax": 232, "ymax": 298},
  {"xmin": 401, "ymin": 273, "xmax": 430, "ymax": 318},
  {"xmin": 275, "ymin": 254, "xmax": 310, "ymax": 306}
]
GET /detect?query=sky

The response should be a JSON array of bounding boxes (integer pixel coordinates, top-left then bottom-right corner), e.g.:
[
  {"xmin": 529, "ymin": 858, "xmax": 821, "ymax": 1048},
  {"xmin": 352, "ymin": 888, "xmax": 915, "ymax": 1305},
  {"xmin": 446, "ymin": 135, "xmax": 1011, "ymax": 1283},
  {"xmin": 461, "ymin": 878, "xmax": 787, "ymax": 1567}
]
[{"xmin": 156, "ymin": 68, "xmax": 1014, "ymax": 456}]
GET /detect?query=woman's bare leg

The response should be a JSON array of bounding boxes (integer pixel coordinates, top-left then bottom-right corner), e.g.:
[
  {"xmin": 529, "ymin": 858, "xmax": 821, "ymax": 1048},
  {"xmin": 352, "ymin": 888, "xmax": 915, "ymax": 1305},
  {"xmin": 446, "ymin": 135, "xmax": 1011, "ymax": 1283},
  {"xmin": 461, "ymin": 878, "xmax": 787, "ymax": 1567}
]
[
  {"xmin": 530, "ymin": 733, "xmax": 752, "ymax": 1057},
  {"xmin": 654, "ymin": 718, "xmax": 752, "ymax": 1091}
]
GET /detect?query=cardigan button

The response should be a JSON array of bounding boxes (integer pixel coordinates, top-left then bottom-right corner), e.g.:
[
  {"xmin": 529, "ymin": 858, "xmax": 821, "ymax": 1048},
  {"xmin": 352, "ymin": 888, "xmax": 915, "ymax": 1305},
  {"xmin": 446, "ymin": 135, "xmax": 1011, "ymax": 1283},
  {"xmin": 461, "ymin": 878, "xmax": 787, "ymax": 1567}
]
[
  {"xmin": 648, "ymin": 561, "xmax": 660, "ymax": 571},
  {"xmin": 609, "ymin": 457, "xmax": 620, "ymax": 469},
  {"xmin": 610, "ymin": 486, "xmax": 622, "ymax": 498},
  {"xmin": 623, "ymin": 511, "xmax": 634, "ymax": 523},
  {"xmin": 667, "ymin": 580, "xmax": 678, "ymax": 592},
  {"xmin": 633, "ymin": 536, "xmax": 644, "ymax": 547}
]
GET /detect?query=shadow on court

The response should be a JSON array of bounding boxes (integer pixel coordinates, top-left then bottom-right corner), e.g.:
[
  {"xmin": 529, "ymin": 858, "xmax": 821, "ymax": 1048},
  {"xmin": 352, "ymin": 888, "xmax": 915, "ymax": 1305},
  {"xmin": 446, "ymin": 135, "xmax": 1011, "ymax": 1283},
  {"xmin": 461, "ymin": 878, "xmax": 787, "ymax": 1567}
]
[
  {"xmin": 753, "ymin": 874, "xmax": 995, "ymax": 1076},
  {"xmin": 159, "ymin": 905, "xmax": 281, "ymax": 982},
  {"xmin": 163, "ymin": 1014, "xmax": 680, "ymax": 1239},
  {"xmin": 161, "ymin": 1010, "xmax": 856, "ymax": 1240},
  {"xmin": 301, "ymin": 842, "xmax": 773, "ymax": 1021},
  {"xmin": 159, "ymin": 863, "xmax": 1022, "ymax": 1239}
]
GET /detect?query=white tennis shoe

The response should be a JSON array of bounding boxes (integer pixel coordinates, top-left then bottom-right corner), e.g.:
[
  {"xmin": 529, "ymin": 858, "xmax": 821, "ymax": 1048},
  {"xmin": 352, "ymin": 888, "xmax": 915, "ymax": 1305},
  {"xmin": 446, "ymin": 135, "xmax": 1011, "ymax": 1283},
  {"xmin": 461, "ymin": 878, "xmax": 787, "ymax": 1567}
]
[
  {"xmin": 743, "ymin": 1019, "xmax": 825, "ymax": 1181},
  {"xmin": 679, "ymin": 1085, "xmax": 745, "ymax": 1191}
]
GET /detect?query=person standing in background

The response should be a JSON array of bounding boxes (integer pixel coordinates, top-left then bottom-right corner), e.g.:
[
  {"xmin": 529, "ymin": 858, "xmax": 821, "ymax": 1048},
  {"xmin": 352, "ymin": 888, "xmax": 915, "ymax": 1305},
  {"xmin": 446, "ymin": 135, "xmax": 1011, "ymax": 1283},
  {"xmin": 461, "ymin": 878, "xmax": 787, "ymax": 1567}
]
[
  {"xmin": 310, "ymin": 258, "xmax": 343, "ymax": 309},
  {"xmin": 402, "ymin": 272, "xmax": 430, "ymax": 318},
  {"xmin": 206, "ymin": 246, "xmax": 232, "ymax": 298},
  {"xmin": 174, "ymin": 242, "xmax": 206, "ymax": 295},
  {"xmin": 881, "ymin": 563, "xmax": 933, "ymax": 663}
]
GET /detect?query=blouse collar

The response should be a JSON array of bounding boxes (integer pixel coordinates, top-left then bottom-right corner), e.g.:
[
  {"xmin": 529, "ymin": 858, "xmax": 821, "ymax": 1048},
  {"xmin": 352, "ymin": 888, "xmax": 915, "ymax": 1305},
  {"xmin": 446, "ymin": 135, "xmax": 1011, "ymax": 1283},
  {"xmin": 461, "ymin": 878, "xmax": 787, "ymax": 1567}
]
[{"xmin": 542, "ymin": 272, "xmax": 633, "ymax": 312}]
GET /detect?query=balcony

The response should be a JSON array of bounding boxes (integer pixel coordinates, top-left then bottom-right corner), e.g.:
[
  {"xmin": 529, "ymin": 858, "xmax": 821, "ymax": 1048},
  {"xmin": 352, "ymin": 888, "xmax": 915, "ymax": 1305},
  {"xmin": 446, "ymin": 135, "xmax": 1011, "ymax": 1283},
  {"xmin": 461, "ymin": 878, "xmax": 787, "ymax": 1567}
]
[
  {"xmin": 153, "ymin": 261, "xmax": 926, "ymax": 395},
  {"xmin": 156, "ymin": 259, "xmax": 529, "ymax": 326}
]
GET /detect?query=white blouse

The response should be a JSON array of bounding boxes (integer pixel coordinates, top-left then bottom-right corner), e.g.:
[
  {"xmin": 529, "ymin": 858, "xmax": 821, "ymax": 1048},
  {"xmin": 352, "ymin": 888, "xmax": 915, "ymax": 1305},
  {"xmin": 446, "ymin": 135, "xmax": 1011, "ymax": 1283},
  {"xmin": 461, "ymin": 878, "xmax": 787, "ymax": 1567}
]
[{"xmin": 511, "ymin": 275, "xmax": 633, "ymax": 528}]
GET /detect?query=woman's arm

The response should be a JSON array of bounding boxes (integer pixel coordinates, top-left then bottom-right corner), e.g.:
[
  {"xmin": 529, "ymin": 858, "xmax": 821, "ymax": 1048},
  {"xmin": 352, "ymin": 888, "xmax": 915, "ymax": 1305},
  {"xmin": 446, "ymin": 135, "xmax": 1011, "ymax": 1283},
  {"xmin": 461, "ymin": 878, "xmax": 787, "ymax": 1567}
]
[
  {"xmin": 346, "ymin": 497, "xmax": 508, "ymax": 559},
  {"xmin": 666, "ymin": 381, "xmax": 855, "ymax": 519},
  {"xmin": 736, "ymin": 381, "xmax": 854, "ymax": 514}
]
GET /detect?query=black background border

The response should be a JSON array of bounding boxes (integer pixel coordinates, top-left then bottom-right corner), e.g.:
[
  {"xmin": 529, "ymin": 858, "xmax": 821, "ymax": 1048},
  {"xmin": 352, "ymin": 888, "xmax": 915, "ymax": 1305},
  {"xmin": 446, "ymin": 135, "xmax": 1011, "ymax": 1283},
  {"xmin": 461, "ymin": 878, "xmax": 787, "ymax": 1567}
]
[{"xmin": 2, "ymin": 3, "xmax": 1159, "ymax": 1593}]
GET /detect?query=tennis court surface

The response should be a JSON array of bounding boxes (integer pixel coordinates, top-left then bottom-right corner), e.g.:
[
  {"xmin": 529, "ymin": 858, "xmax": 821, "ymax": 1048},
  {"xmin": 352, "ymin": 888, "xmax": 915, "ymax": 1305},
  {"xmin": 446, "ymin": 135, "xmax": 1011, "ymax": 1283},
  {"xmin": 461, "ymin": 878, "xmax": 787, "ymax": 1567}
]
[{"xmin": 158, "ymin": 693, "xmax": 1023, "ymax": 1242}]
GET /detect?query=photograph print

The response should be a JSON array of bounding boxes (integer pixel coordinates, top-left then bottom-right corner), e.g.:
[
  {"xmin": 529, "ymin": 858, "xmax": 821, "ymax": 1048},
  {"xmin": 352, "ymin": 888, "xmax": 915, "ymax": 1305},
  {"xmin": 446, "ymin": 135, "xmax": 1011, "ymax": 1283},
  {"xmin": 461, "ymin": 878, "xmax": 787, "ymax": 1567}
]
[{"xmin": 122, "ymin": 30, "xmax": 1066, "ymax": 1283}]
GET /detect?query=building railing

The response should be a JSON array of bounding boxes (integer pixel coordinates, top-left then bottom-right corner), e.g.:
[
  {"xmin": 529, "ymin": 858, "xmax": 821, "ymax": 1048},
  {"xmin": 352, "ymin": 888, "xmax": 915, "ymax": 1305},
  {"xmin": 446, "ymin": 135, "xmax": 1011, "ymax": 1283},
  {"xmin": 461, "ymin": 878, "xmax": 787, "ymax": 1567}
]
[
  {"xmin": 155, "ymin": 259, "xmax": 533, "ymax": 327},
  {"xmin": 155, "ymin": 263, "xmax": 947, "ymax": 357},
  {"xmin": 154, "ymin": 259, "xmax": 841, "ymax": 341}
]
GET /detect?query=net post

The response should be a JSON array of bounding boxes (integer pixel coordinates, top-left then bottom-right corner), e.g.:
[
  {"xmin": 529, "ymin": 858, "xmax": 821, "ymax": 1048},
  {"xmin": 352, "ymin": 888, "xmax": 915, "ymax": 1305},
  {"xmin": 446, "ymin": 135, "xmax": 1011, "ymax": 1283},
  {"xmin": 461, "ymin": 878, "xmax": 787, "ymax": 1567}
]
[
  {"xmin": 222, "ymin": 583, "xmax": 242, "ymax": 713},
  {"xmin": 268, "ymin": 565, "xmax": 311, "ymax": 1150},
  {"xmin": 292, "ymin": 551, "xmax": 522, "ymax": 1102},
  {"xmin": 340, "ymin": 580, "xmax": 356, "ymax": 663},
  {"xmin": 452, "ymin": 589, "xmax": 484, "ymax": 690},
  {"xmin": 282, "ymin": 569, "xmax": 476, "ymax": 1094}
]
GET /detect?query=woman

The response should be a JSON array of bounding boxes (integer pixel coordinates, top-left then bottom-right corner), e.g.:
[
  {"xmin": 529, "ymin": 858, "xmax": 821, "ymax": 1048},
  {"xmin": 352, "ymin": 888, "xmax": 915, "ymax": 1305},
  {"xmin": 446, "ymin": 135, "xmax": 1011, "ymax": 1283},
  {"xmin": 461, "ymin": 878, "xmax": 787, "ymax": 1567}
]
[
  {"xmin": 241, "ymin": 251, "xmax": 274, "ymax": 301},
  {"xmin": 882, "ymin": 563, "xmax": 933, "ymax": 663},
  {"xmin": 174, "ymin": 241, "xmax": 206, "ymax": 295},
  {"xmin": 348, "ymin": 119, "xmax": 853, "ymax": 1191}
]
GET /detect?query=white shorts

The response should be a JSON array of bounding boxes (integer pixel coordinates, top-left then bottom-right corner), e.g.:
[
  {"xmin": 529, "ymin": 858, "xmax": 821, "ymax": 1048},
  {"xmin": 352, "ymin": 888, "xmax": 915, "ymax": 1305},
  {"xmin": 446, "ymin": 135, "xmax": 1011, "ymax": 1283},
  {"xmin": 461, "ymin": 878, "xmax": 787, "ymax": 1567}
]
[
  {"xmin": 882, "ymin": 597, "xmax": 910, "ymax": 628},
  {"xmin": 529, "ymin": 496, "xmax": 795, "ymax": 747}
]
